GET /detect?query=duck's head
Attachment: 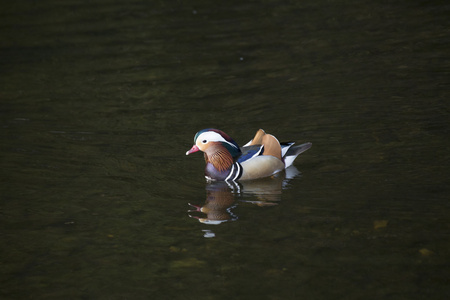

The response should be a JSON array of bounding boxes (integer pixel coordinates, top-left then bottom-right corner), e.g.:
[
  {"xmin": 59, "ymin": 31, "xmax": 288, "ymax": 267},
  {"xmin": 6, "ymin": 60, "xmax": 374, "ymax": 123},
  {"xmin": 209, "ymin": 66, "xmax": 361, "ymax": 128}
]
[{"xmin": 186, "ymin": 128, "xmax": 241, "ymax": 158}]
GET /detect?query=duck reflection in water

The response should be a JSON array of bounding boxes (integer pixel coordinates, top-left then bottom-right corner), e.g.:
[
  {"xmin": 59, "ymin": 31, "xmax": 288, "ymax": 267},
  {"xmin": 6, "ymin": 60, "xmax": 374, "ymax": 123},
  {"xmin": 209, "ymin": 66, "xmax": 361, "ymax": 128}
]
[{"xmin": 188, "ymin": 165, "xmax": 300, "ymax": 225}]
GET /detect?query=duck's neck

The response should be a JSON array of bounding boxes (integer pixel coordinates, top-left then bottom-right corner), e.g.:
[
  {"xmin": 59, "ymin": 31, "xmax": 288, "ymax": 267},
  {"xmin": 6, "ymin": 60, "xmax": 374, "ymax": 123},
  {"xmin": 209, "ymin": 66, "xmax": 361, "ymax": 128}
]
[
  {"xmin": 205, "ymin": 146, "xmax": 234, "ymax": 172},
  {"xmin": 203, "ymin": 145, "xmax": 236, "ymax": 180}
]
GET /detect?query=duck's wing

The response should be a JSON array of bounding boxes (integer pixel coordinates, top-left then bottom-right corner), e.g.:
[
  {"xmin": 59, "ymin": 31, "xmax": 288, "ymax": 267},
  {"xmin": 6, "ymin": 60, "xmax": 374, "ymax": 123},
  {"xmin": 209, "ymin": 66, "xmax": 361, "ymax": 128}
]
[
  {"xmin": 260, "ymin": 133, "xmax": 282, "ymax": 160},
  {"xmin": 242, "ymin": 129, "xmax": 282, "ymax": 160},
  {"xmin": 238, "ymin": 145, "xmax": 264, "ymax": 163},
  {"xmin": 242, "ymin": 129, "xmax": 266, "ymax": 146}
]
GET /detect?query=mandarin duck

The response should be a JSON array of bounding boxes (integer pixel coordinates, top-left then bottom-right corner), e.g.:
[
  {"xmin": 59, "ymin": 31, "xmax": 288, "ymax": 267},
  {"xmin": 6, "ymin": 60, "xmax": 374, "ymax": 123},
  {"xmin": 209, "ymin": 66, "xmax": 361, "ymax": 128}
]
[{"xmin": 186, "ymin": 128, "xmax": 311, "ymax": 181}]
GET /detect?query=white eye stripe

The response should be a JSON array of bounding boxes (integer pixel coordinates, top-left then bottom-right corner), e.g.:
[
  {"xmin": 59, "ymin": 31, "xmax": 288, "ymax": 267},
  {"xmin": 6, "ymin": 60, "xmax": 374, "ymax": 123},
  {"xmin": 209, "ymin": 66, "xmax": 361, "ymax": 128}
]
[{"xmin": 196, "ymin": 132, "xmax": 238, "ymax": 148}]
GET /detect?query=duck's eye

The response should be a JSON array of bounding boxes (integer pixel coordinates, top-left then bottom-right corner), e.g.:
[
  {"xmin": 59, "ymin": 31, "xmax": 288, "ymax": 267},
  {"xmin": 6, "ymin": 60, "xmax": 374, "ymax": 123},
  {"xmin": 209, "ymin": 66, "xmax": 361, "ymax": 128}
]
[{"xmin": 202, "ymin": 140, "xmax": 207, "ymax": 144}]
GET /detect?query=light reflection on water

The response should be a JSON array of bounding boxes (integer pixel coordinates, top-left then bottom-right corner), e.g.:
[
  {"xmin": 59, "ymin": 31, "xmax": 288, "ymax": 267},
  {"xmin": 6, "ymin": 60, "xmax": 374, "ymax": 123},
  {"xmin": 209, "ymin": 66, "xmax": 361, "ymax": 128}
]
[{"xmin": 188, "ymin": 167, "xmax": 300, "ymax": 232}]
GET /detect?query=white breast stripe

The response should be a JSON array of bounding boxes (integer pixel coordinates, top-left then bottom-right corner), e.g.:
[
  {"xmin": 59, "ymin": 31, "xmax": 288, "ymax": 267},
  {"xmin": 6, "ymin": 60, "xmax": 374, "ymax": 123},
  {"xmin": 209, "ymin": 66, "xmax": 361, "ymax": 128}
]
[
  {"xmin": 225, "ymin": 164, "xmax": 236, "ymax": 181},
  {"xmin": 225, "ymin": 162, "xmax": 242, "ymax": 181},
  {"xmin": 233, "ymin": 162, "xmax": 242, "ymax": 181}
]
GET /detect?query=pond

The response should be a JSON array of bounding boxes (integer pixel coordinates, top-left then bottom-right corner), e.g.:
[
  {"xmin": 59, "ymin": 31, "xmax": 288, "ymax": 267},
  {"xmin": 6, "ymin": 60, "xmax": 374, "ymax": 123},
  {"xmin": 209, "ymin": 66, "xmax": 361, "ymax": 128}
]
[{"xmin": 1, "ymin": 0, "xmax": 449, "ymax": 299}]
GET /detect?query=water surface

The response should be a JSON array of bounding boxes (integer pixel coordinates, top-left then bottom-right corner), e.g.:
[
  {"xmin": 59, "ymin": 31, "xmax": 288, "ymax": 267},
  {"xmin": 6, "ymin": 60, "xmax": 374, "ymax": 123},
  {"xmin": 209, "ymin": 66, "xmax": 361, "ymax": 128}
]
[{"xmin": 1, "ymin": 0, "xmax": 449, "ymax": 299}]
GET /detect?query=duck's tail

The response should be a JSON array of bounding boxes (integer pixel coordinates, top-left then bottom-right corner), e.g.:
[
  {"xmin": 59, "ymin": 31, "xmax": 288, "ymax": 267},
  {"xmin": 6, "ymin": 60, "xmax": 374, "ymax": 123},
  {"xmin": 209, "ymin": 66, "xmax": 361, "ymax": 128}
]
[{"xmin": 282, "ymin": 142, "xmax": 312, "ymax": 168}]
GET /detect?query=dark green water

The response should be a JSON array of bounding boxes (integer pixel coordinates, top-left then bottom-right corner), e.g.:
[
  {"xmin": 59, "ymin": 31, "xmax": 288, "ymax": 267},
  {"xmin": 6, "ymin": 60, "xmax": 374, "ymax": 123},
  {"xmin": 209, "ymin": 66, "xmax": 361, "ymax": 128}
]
[{"xmin": 1, "ymin": 0, "xmax": 449, "ymax": 299}]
